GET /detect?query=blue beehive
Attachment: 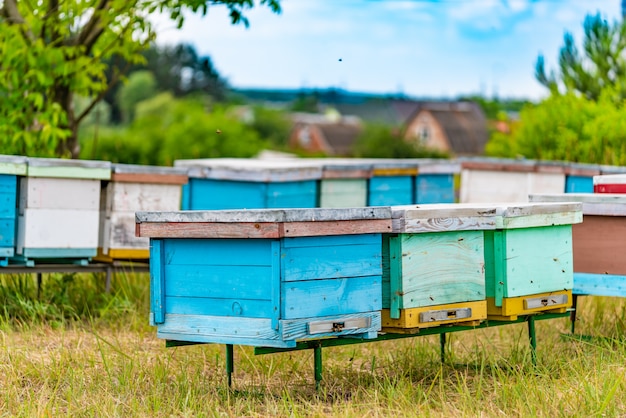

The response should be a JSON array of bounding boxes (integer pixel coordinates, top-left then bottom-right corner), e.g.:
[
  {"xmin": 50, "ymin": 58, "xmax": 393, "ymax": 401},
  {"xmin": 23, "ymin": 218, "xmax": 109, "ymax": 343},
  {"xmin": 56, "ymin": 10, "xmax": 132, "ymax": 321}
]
[
  {"xmin": 174, "ymin": 158, "xmax": 322, "ymax": 210},
  {"xmin": 136, "ymin": 207, "xmax": 392, "ymax": 348},
  {"xmin": 0, "ymin": 155, "xmax": 27, "ymax": 266},
  {"xmin": 564, "ymin": 162, "xmax": 600, "ymax": 193},
  {"xmin": 415, "ymin": 160, "xmax": 459, "ymax": 203},
  {"xmin": 367, "ymin": 159, "xmax": 417, "ymax": 206}
]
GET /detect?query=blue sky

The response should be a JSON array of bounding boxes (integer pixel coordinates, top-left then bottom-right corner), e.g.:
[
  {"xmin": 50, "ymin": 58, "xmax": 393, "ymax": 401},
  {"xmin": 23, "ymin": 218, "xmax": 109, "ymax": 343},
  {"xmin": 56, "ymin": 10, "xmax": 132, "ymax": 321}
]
[{"xmin": 154, "ymin": 0, "xmax": 622, "ymax": 101}]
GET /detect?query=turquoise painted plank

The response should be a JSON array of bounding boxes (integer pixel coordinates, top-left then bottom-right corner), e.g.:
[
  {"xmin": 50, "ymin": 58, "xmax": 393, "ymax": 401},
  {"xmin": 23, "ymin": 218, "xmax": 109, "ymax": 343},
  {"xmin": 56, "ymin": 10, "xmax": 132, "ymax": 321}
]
[
  {"xmin": 489, "ymin": 225, "xmax": 573, "ymax": 298},
  {"xmin": 164, "ymin": 265, "xmax": 273, "ymax": 299},
  {"xmin": 156, "ymin": 314, "xmax": 295, "ymax": 348},
  {"xmin": 164, "ymin": 239, "xmax": 275, "ymax": 266},
  {"xmin": 150, "ymin": 239, "xmax": 165, "ymax": 324},
  {"xmin": 381, "ymin": 235, "xmax": 391, "ymax": 308},
  {"xmin": 368, "ymin": 176, "xmax": 414, "ymax": 206},
  {"xmin": 165, "ymin": 296, "xmax": 274, "ymax": 318},
  {"xmin": 270, "ymin": 241, "xmax": 281, "ymax": 329},
  {"xmin": 281, "ymin": 242, "xmax": 381, "ymax": 281},
  {"xmin": 416, "ymin": 174, "xmax": 454, "ymax": 203},
  {"xmin": 319, "ymin": 179, "xmax": 368, "ymax": 208},
  {"xmin": 573, "ymin": 273, "xmax": 626, "ymax": 297},
  {"xmin": 180, "ymin": 183, "xmax": 191, "ymax": 210},
  {"xmin": 185, "ymin": 178, "xmax": 266, "ymax": 209},
  {"xmin": 281, "ymin": 275, "xmax": 382, "ymax": 319},
  {"xmin": 0, "ymin": 247, "xmax": 12, "ymax": 257},
  {"xmin": 0, "ymin": 175, "xmax": 17, "ymax": 219},
  {"xmin": 266, "ymin": 180, "xmax": 318, "ymax": 208},
  {"xmin": 388, "ymin": 231, "xmax": 485, "ymax": 309},
  {"xmin": 389, "ymin": 235, "xmax": 402, "ymax": 319},
  {"xmin": 0, "ymin": 220, "xmax": 15, "ymax": 247},
  {"xmin": 21, "ymin": 248, "xmax": 96, "ymax": 257},
  {"xmin": 279, "ymin": 312, "xmax": 381, "ymax": 341},
  {"xmin": 282, "ymin": 233, "xmax": 379, "ymax": 248},
  {"xmin": 565, "ymin": 176, "xmax": 593, "ymax": 193}
]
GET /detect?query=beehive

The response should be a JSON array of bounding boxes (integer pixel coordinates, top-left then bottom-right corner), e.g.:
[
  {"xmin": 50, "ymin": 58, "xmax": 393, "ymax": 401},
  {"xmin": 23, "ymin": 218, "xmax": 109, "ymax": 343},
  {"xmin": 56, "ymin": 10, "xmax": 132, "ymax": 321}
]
[
  {"xmin": 381, "ymin": 203, "xmax": 498, "ymax": 332},
  {"xmin": 530, "ymin": 193, "xmax": 626, "ymax": 297},
  {"xmin": 174, "ymin": 158, "xmax": 322, "ymax": 210},
  {"xmin": 136, "ymin": 207, "xmax": 392, "ymax": 348},
  {"xmin": 367, "ymin": 160, "xmax": 417, "ymax": 206},
  {"xmin": 484, "ymin": 202, "xmax": 581, "ymax": 320},
  {"xmin": 317, "ymin": 159, "xmax": 371, "ymax": 208},
  {"xmin": 16, "ymin": 157, "xmax": 111, "ymax": 264},
  {"xmin": 0, "ymin": 155, "xmax": 27, "ymax": 266},
  {"xmin": 96, "ymin": 163, "xmax": 188, "ymax": 261},
  {"xmin": 415, "ymin": 160, "xmax": 460, "ymax": 204}
]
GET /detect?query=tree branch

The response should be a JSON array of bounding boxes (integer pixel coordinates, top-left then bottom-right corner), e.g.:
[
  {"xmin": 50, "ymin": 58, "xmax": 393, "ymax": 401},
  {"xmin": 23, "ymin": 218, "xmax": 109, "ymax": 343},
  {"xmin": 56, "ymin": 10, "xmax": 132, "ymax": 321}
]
[
  {"xmin": 2, "ymin": 0, "xmax": 36, "ymax": 42},
  {"xmin": 76, "ymin": 62, "xmax": 131, "ymax": 125},
  {"xmin": 75, "ymin": 0, "xmax": 110, "ymax": 47}
]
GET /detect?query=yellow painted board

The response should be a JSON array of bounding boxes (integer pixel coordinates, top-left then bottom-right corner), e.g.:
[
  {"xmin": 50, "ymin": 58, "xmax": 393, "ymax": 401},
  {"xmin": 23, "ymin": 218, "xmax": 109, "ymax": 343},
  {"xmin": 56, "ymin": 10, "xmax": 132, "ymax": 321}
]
[
  {"xmin": 95, "ymin": 248, "xmax": 150, "ymax": 262},
  {"xmin": 381, "ymin": 300, "xmax": 487, "ymax": 331},
  {"xmin": 372, "ymin": 168, "xmax": 418, "ymax": 177},
  {"xmin": 486, "ymin": 290, "xmax": 572, "ymax": 321}
]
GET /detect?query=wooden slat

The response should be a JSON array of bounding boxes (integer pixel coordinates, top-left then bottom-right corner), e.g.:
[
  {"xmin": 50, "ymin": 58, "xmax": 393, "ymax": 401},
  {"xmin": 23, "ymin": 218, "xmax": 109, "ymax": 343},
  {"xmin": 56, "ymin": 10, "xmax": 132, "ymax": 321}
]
[
  {"xmin": 372, "ymin": 167, "xmax": 418, "ymax": 176},
  {"xmin": 136, "ymin": 222, "xmax": 282, "ymax": 238},
  {"xmin": 282, "ymin": 219, "xmax": 391, "ymax": 236},
  {"xmin": 381, "ymin": 300, "xmax": 487, "ymax": 330},
  {"xmin": 322, "ymin": 169, "xmax": 371, "ymax": 179},
  {"xmin": 572, "ymin": 215, "xmax": 626, "ymax": 275},
  {"xmin": 486, "ymin": 290, "xmax": 571, "ymax": 320},
  {"xmin": 111, "ymin": 172, "xmax": 188, "ymax": 185},
  {"xmin": 530, "ymin": 193, "xmax": 626, "ymax": 216},
  {"xmin": 573, "ymin": 272, "xmax": 626, "ymax": 297}
]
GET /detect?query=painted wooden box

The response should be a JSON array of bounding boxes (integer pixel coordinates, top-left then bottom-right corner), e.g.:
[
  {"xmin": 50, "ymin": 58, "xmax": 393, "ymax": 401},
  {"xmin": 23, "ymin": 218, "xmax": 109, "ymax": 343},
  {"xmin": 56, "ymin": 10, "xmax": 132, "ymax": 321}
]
[
  {"xmin": 484, "ymin": 202, "xmax": 582, "ymax": 320},
  {"xmin": 565, "ymin": 163, "xmax": 600, "ymax": 193},
  {"xmin": 593, "ymin": 173, "xmax": 626, "ymax": 194},
  {"xmin": 459, "ymin": 158, "xmax": 566, "ymax": 203},
  {"xmin": 174, "ymin": 158, "xmax": 322, "ymax": 210},
  {"xmin": 96, "ymin": 163, "xmax": 188, "ymax": 262},
  {"xmin": 380, "ymin": 203, "xmax": 497, "ymax": 332},
  {"xmin": 415, "ymin": 160, "xmax": 460, "ymax": 204},
  {"xmin": 136, "ymin": 207, "xmax": 392, "ymax": 348},
  {"xmin": 530, "ymin": 193, "xmax": 626, "ymax": 297},
  {"xmin": 367, "ymin": 160, "xmax": 417, "ymax": 206},
  {"xmin": 318, "ymin": 159, "xmax": 371, "ymax": 208},
  {"xmin": 0, "ymin": 155, "xmax": 27, "ymax": 266},
  {"xmin": 16, "ymin": 158, "xmax": 111, "ymax": 264}
]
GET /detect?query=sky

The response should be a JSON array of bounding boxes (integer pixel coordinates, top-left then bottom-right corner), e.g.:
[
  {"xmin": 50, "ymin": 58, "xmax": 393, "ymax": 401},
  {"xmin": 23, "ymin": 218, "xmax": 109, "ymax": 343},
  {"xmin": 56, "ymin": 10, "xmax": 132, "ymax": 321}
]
[{"xmin": 153, "ymin": 0, "xmax": 623, "ymax": 101}]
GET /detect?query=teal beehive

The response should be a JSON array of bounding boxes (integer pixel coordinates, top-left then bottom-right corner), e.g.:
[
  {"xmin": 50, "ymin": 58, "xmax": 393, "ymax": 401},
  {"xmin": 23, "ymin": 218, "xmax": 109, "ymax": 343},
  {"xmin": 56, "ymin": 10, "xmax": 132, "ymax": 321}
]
[{"xmin": 0, "ymin": 155, "xmax": 27, "ymax": 265}]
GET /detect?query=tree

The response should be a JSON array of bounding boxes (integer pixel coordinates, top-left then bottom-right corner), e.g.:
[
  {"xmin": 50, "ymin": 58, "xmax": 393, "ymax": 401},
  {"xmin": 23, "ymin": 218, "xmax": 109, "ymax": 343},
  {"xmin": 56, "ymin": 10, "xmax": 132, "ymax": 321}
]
[
  {"xmin": 117, "ymin": 71, "xmax": 158, "ymax": 123},
  {"xmin": 536, "ymin": 13, "xmax": 626, "ymax": 101},
  {"xmin": 0, "ymin": 0, "xmax": 281, "ymax": 158}
]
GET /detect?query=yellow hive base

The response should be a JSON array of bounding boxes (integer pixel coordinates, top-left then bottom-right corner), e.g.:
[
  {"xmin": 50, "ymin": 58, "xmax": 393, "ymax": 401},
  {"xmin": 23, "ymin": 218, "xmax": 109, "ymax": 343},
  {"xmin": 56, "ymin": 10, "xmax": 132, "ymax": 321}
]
[
  {"xmin": 487, "ymin": 290, "xmax": 572, "ymax": 321},
  {"xmin": 381, "ymin": 300, "xmax": 487, "ymax": 333},
  {"xmin": 93, "ymin": 248, "xmax": 150, "ymax": 262}
]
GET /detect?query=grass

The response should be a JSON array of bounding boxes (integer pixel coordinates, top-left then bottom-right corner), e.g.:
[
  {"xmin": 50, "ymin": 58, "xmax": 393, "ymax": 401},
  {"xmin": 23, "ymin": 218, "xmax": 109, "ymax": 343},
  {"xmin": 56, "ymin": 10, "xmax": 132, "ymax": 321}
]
[{"xmin": 1, "ymin": 273, "xmax": 626, "ymax": 416}]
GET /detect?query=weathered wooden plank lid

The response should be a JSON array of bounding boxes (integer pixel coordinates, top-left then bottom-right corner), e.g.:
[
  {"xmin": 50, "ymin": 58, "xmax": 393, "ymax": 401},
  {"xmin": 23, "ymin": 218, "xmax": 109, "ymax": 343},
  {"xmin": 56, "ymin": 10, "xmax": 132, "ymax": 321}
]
[
  {"xmin": 136, "ymin": 206, "xmax": 392, "ymax": 238},
  {"xmin": 390, "ymin": 203, "xmax": 498, "ymax": 233},
  {"xmin": 416, "ymin": 158, "xmax": 461, "ymax": 174},
  {"xmin": 593, "ymin": 174, "xmax": 626, "ymax": 185},
  {"xmin": 565, "ymin": 162, "xmax": 601, "ymax": 176},
  {"xmin": 459, "ymin": 157, "xmax": 536, "ymax": 173},
  {"xmin": 26, "ymin": 157, "xmax": 111, "ymax": 179},
  {"xmin": 535, "ymin": 160, "xmax": 566, "ymax": 174},
  {"xmin": 111, "ymin": 163, "xmax": 188, "ymax": 185},
  {"xmin": 493, "ymin": 201, "xmax": 583, "ymax": 228},
  {"xmin": 530, "ymin": 193, "xmax": 626, "ymax": 216},
  {"xmin": 316, "ymin": 159, "xmax": 373, "ymax": 179},
  {"xmin": 174, "ymin": 158, "xmax": 323, "ymax": 182},
  {"xmin": 362, "ymin": 159, "xmax": 418, "ymax": 176},
  {"xmin": 599, "ymin": 164, "xmax": 626, "ymax": 175},
  {"xmin": 0, "ymin": 155, "xmax": 27, "ymax": 175}
]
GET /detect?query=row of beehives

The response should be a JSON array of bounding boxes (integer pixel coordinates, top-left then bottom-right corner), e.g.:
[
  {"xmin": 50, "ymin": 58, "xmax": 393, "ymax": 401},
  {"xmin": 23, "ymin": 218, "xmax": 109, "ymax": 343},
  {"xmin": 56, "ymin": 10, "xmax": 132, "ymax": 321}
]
[
  {"xmin": 0, "ymin": 153, "xmax": 622, "ymax": 266},
  {"xmin": 135, "ymin": 201, "xmax": 582, "ymax": 348}
]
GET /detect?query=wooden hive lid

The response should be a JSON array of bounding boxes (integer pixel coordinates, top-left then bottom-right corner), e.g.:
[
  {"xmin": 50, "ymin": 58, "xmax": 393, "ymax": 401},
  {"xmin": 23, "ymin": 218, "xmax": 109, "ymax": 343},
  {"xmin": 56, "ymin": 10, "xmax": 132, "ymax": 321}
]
[
  {"xmin": 565, "ymin": 162, "xmax": 601, "ymax": 176},
  {"xmin": 459, "ymin": 157, "xmax": 536, "ymax": 173},
  {"xmin": 111, "ymin": 163, "xmax": 188, "ymax": 185},
  {"xmin": 308, "ymin": 158, "xmax": 373, "ymax": 179},
  {"xmin": 362, "ymin": 159, "xmax": 418, "ymax": 176},
  {"xmin": 530, "ymin": 193, "xmax": 626, "ymax": 216},
  {"xmin": 390, "ymin": 203, "xmax": 498, "ymax": 233},
  {"xmin": 593, "ymin": 174, "xmax": 626, "ymax": 185},
  {"xmin": 136, "ymin": 206, "xmax": 392, "ymax": 239},
  {"xmin": 173, "ymin": 158, "xmax": 323, "ymax": 182},
  {"xmin": 493, "ymin": 201, "xmax": 583, "ymax": 228},
  {"xmin": 0, "ymin": 155, "xmax": 27, "ymax": 175},
  {"xmin": 415, "ymin": 158, "xmax": 461, "ymax": 174},
  {"xmin": 26, "ymin": 157, "xmax": 111, "ymax": 180}
]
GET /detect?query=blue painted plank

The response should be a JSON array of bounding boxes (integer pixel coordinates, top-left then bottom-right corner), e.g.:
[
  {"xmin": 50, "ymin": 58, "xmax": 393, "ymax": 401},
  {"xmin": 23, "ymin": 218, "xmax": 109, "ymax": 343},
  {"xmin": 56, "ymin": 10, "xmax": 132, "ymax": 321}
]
[
  {"xmin": 565, "ymin": 175, "xmax": 594, "ymax": 193},
  {"xmin": 0, "ymin": 247, "xmax": 12, "ymax": 257},
  {"xmin": 150, "ymin": 239, "xmax": 165, "ymax": 324},
  {"xmin": 416, "ymin": 174, "xmax": 455, "ymax": 203},
  {"xmin": 165, "ymin": 296, "xmax": 274, "ymax": 318},
  {"xmin": 281, "ymin": 275, "xmax": 382, "ymax": 319},
  {"xmin": 573, "ymin": 272, "xmax": 626, "ymax": 297},
  {"xmin": 156, "ymin": 314, "xmax": 294, "ymax": 348},
  {"xmin": 368, "ymin": 176, "xmax": 414, "ymax": 206},
  {"xmin": 0, "ymin": 220, "xmax": 15, "ymax": 247},
  {"xmin": 163, "ymin": 239, "xmax": 275, "ymax": 266},
  {"xmin": 185, "ymin": 178, "xmax": 266, "ymax": 209},
  {"xmin": 0, "ymin": 174, "xmax": 17, "ymax": 219},
  {"xmin": 281, "ymin": 241, "xmax": 382, "ymax": 281},
  {"xmin": 21, "ymin": 248, "xmax": 96, "ymax": 257},
  {"xmin": 282, "ymin": 233, "xmax": 380, "ymax": 248},
  {"xmin": 180, "ymin": 183, "xmax": 191, "ymax": 210},
  {"xmin": 164, "ymin": 265, "xmax": 273, "ymax": 299},
  {"xmin": 266, "ymin": 180, "xmax": 318, "ymax": 208}
]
